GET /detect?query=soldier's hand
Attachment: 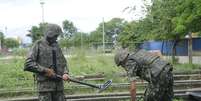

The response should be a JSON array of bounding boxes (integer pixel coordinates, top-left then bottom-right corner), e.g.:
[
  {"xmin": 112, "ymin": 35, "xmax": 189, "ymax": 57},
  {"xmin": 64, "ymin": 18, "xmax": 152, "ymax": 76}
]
[
  {"xmin": 44, "ymin": 68, "xmax": 55, "ymax": 77},
  {"xmin": 62, "ymin": 74, "xmax": 69, "ymax": 81}
]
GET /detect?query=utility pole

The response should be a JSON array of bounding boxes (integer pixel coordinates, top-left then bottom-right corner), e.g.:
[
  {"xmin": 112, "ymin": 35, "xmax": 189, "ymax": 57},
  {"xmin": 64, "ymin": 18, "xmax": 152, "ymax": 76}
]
[
  {"xmin": 102, "ymin": 18, "xmax": 105, "ymax": 53},
  {"xmin": 40, "ymin": 0, "xmax": 45, "ymax": 23},
  {"xmin": 188, "ymin": 32, "xmax": 193, "ymax": 65},
  {"xmin": 0, "ymin": 39, "xmax": 1, "ymax": 51},
  {"xmin": 0, "ymin": 33, "xmax": 1, "ymax": 51},
  {"xmin": 5, "ymin": 27, "xmax": 7, "ymax": 35},
  {"xmin": 0, "ymin": 29, "xmax": 3, "ymax": 51},
  {"xmin": 0, "ymin": 27, "xmax": 7, "ymax": 51},
  {"xmin": 81, "ymin": 32, "xmax": 83, "ymax": 50}
]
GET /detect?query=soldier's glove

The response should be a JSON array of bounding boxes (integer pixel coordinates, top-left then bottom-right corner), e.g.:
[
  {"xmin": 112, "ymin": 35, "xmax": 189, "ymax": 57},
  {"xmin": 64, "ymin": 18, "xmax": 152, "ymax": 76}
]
[{"xmin": 44, "ymin": 68, "xmax": 55, "ymax": 78}]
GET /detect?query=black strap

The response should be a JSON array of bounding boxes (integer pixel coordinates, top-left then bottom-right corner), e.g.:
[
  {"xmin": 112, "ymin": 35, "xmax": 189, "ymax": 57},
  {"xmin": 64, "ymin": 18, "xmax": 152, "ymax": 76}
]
[
  {"xmin": 35, "ymin": 40, "xmax": 41, "ymax": 62},
  {"xmin": 36, "ymin": 45, "xmax": 40, "ymax": 62},
  {"xmin": 52, "ymin": 48, "xmax": 57, "ymax": 73},
  {"xmin": 34, "ymin": 41, "xmax": 41, "ymax": 89}
]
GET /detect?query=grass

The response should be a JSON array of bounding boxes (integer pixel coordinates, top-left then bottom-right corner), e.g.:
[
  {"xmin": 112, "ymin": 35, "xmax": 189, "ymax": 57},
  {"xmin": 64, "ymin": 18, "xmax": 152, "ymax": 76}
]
[
  {"xmin": 173, "ymin": 63, "xmax": 201, "ymax": 72},
  {"xmin": 0, "ymin": 48, "xmax": 200, "ymax": 98},
  {"xmin": 0, "ymin": 50, "xmax": 125, "ymax": 90},
  {"xmin": 0, "ymin": 58, "xmax": 33, "ymax": 90}
]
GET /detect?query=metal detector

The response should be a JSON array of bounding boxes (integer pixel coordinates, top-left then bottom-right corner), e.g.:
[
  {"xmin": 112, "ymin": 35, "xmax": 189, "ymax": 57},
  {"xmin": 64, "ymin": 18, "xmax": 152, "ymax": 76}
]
[{"xmin": 55, "ymin": 75, "xmax": 112, "ymax": 93}]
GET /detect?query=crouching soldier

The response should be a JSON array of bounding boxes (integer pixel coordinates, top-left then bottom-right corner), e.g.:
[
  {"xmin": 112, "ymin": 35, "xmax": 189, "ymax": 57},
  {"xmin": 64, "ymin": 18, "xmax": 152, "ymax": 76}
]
[
  {"xmin": 114, "ymin": 49, "xmax": 173, "ymax": 101},
  {"xmin": 24, "ymin": 23, "xmax": 69, "ymax": 101}
]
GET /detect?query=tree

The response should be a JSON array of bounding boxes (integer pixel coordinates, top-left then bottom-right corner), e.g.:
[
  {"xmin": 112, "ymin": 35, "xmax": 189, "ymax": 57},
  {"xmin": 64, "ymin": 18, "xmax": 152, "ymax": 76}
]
[
  {"xmin": 150, "ymin": 0, "xmax": 178, "ymax": 39},
  {"xmin": 59, "ymin": 20, "xmax": 78, "ymax": 48},
  {"xmin": 118, "ymin": 18, "xmax": 154, "ymax": 48},
  {"xmin": 89, "ymin": 30, "xmax": 103, "ymax": 44},
  {"xmin": 62, "ymin": 20, "xmax": 77, "ymax": 38},
  {"xmin": 27, "ymin": 23, "xmax": 48, "ymax": 43},
  {"xmin": 4, "ymin": 38, "xmax": 19, "ymax": 48},
  {"xmin": 121, "ymin": 0, "xmax": 201, "ymax": 63},
  {"xmin": 90, "ymin": 18, "xmax": 127, "ymax": 44},
  {"xmin": 59, "ymin": 32, "xmax": 90, "ymax": 48},
  {"xmin": 0, "ymin": 32, "xmax": 4, "ymax": 48},
  {"xmin": 72, "ymin": 32, "xmax": 89, "ymax": 47},
  {"xmin": 146, "ymin": 0, "xmax": 201, "ymax": 39},
  {"xmin": 120, "ymin": 0, "xmax": 201, "ymax": 41},
  {"xmin": 173, "ymin": 0, "xmax": 201, "ymax": 34},
  {"xmin": 118, "ymin": 21, "xmax": 142, "ymax": 47},
  {"xmin": 104, "ymin": 18, "xmax": 127, "ymax": 42},
  {"xmin": 59, "ymin": 38, "xmax": 72, "ymax": 48}
]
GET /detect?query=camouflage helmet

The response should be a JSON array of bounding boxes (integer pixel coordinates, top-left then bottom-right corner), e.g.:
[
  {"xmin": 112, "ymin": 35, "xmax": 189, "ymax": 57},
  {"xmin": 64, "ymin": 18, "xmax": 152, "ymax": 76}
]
[
  {"xmin": 114, "ymin": 49, "xmax": 129, "ymax": 66},
  {"xmin": 44, "ymin": 23, "xmax": 62, "ymax": 38}
]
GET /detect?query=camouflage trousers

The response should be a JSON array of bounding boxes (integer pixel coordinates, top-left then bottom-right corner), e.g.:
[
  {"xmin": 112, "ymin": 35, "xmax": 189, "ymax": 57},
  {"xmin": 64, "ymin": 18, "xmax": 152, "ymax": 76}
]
[
  {"xmin": 144, "ymin": 65, "xmax": 174, "ymax": 101},
  {"xmin": 38, "ymin": 91, "xmax": 65, "ymax": 101}
]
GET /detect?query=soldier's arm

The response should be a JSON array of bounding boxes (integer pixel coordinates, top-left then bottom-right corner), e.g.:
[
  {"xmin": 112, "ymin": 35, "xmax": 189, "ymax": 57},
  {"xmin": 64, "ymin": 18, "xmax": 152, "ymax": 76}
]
[
  {"xmin": 63, "ymin": 63, "xmax": 69, "ymax": 81},
  {"xmin": 63, "ymin": 64, "xmax": 69, "ymax": 74},
  {"xmin": 58, "ymin": 46, "xmax": 69, "ymax": 74},
  {"xmin": 24, "ymin": 42, "xmax": 46, "ymax": 74},
  {"xmin": 129, "ymin": 74, "xmax": 137, "ymax": 101},
  {"xmin": 130, "ymin": 80, "xmax": 136, "ymax": 101},
  {"xmin": 126, "ymin": 59, "xmax": 138, "ymax": 101},
  {"xmin": 58, "ymin": 46, "xmax": 70, "ymax": 81}
]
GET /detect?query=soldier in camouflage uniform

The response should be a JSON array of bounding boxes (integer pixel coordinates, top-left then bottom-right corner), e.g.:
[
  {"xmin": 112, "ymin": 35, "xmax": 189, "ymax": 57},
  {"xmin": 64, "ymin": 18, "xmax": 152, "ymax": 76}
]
[
  {"xmin": 24, "ymin": 23, "xmax": 69, "ymax": 101},
  {"xmin": 114, "ymin": 49, "xmax": 173, "ymax": 101}
]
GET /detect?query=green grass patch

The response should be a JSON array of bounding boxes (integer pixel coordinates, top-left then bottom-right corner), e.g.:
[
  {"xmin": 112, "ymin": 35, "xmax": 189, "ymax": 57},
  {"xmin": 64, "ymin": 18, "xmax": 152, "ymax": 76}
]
[
  {"xmin": 0, "ymin": 58, "xmax": 34, "ymax": 90},
  {"xmin": 173, "ymin": 63, "xmax": 201, "ymax": 72},
  {"xmin": 0, "ymin": 49, "xmax": 201, "ymax": 98}
]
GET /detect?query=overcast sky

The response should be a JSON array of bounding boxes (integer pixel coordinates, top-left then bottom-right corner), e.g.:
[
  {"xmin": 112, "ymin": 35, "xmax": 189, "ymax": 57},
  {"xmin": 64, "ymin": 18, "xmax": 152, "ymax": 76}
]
[{"xmin": 0, "ymin": 0, "xmax": 147, "ymax": 43}]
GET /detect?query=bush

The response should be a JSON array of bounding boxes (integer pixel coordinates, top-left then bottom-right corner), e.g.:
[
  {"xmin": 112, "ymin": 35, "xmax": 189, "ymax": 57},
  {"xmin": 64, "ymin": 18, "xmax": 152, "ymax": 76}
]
[{"xmin": 12, "ymin": 48, "xmax": 28, "ymax": 58}]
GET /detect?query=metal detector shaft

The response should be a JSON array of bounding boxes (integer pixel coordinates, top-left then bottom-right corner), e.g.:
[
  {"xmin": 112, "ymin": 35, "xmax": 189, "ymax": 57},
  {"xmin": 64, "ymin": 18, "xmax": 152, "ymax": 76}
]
[
  {"xmin": 69, "ymin": 78, "xmax": 100, "ymax": 89},
  {"xmin": 55, "ymin": 75, "xmax": 100, "ymax": 89}
]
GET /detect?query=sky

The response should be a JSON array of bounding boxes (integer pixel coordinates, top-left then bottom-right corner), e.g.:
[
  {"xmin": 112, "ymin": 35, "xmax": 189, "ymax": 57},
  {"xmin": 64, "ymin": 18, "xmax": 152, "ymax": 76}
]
[{"xmin": 0, "ymin": 0, "xmax": 148, "ymax": 43}]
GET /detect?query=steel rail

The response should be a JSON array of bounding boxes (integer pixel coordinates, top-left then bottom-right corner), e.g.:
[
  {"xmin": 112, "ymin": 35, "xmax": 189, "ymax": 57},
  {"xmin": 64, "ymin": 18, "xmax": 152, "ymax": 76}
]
[{"xmin": 3, "ymin": 88, "xmax": 201, "ymax": 101}]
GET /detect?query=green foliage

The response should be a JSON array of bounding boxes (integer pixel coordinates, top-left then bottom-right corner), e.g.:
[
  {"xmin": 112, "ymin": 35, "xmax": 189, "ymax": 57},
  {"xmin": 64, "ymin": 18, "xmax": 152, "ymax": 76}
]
[
  {"xmin": 12, "ymin": 48, "xmax": 28, "ymax": 58},
  {"xmin": 173, "ymin": 63, "xmax": 201, "ymax": 72},
  {"xmin": 0, "ymin": 59, "xmax": 33, "ymax": 90},
  {"xmin": 90, "ymin": 18, "xmax": 127, "ymax": 43},
  {"xmin": 149, "ymin": 0, "xmax": 201, "ymax": 38},
  {"xmin": 62, "ymin": 20, "xmax": 77, "ymax": 38},
  {"xmin": 0, "ymin": 50, "xmax": 200, "ymax": 97},
  {"xmin": 60, "ymin": 19, "xmax": 91, "ymax": 48},
  {"xmin": 68, "ymin": 53, "xmax": 123, "ymax": 83},
  {"xmin": 89, "ymin": 30, "xmax": 102, "ymax": 43},
  {"xmin": 59, "ymin": 32, "xmax": 90, "ymax": 48},
  {"xmin": 0, "ymin": 32, "xmax": 4, "ymax": 48},
  {"xmin": 118, "ymin": 0, "xmax": 201, "ymax": 48},
  {"xmin": 27, "ymin": 23, "xmax": 48, "ymax": 43},
  {"xmin": 145, "ymin": 0, "xmax": 177, "ymax": 39},
  {"xmin": 104, "ymin": 18, "xmax": 127, "ymax": 42},
  {"xmin": 175, "ymin": 0, "xmax": 201, "ymax": 33},
  {"xmin": 118, "ymin": 20, "xmax": 151, "ymax": 47},
  {"xmin": 173, "ymin": 98, "xmax": 184, "ymax": 101},
  {"xmin": 71, "ymin": 32, "xmax": 90, "ymax": 47},
  {"xmin": 4, "ymin": 38, "xmax": 20, "ymax": 48},
  {"xmin": 58, "ymin": 38, "xmax": 72, "ymax": 48}
]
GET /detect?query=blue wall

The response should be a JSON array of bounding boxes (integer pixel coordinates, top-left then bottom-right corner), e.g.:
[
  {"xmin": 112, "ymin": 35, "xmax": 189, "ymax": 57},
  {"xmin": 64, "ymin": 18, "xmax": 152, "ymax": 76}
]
[{"xmin": 140, "ymin": 38, "xmax": 201, "ymax": 56}]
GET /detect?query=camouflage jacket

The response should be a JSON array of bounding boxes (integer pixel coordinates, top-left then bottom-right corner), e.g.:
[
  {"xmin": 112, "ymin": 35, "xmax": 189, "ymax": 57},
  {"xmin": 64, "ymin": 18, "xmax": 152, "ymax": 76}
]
[
  {"xmin": 24, "ymin": 39, "xmax": 69, "ymax": 91},
  {"xmin": 124, "ymin": 49, "xmax": 170, "ymax": 82}
]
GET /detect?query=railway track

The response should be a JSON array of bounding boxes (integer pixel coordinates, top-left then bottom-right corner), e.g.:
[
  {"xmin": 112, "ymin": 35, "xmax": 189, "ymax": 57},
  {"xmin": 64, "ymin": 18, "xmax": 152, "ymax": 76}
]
[
  {"xmin": 0, "ymin": 72, "xmax": 201, "ymax": 101},
  {"xmin": 0, "ymin": 79, "xmax": 201, "ymax": 101},
  {"xmin": 0, "ymin": 79, "xmax": 201, "ymax": 95},
  {"xmin": 0, "ymin": 73, "xmax": 201, "ymax": 97},
  {"xmin": 3, "ymin": 88, "xmax": 201, "ymax": 101}
]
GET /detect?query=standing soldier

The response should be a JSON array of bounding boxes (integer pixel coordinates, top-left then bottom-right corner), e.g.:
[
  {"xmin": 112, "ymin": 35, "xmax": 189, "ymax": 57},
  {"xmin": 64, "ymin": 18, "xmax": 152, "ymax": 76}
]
[
  {"xmin": 114, "ymin": 49, "xmax": 173, "ymax": 101},
  {"xmin": 24, "ymin": 23, "xmax": 69, "ymax": 101}
]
